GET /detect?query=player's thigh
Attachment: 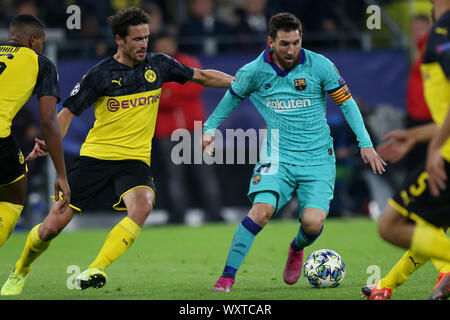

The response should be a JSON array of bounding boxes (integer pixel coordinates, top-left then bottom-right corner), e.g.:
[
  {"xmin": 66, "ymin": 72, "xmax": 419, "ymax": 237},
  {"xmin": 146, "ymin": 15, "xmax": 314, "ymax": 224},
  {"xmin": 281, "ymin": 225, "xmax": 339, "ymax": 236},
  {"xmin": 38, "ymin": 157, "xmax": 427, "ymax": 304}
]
[
  {"xmin": 295, "ymin": 163, "xmax": 335, "ymax": 220},
  {"xmin": 390, "ymin": 161, "xmax": 450, "ymax": 228},
  {"xmin": 247, "ymin": 162, "xmax": 296, "ymax": 215},
  {"xmin": 0, "ymin": 175, "xmax": 27, "ymax": 205},
  {"xmin": 112, "ymin": 160, "xmax": 155, "ymax": 221},
  {"xmin": 378, "ymin": 204, "xmax": 408, "ymax": 236}
]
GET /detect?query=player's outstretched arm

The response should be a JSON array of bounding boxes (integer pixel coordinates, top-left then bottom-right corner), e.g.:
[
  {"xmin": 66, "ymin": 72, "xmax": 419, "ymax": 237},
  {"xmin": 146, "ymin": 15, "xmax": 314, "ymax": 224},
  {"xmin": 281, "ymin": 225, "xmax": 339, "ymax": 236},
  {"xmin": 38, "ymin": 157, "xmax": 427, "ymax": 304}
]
[
  {"xmin": 190, "ymin": 68, "xmax": 234, "ymax": 88},
  {"xmin": 37, "ymin": 96, "xmax": 71, "ymax": 211},
  {"xmin": 201, "ymin": 89, "xmax": 243, "ymax": 155},
  {"xmin": 27, "ymin": 108, "xmax": 75, "ymax": 161},
  {"xmin": 377, "ymin": 123, "xmax": 438, "ymax": 163},
  {"xmin": 338, "ymin": 97, "xmax": 386, "ymax": 174}
]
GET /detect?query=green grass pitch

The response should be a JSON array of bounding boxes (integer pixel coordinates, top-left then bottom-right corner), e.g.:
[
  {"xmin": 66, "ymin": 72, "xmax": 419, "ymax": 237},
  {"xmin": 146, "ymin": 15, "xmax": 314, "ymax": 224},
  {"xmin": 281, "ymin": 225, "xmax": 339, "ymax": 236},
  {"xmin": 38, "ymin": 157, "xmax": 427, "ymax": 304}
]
[{"xmin": 0, "ymin": 217, "xmax": 440, "ymax": 300}]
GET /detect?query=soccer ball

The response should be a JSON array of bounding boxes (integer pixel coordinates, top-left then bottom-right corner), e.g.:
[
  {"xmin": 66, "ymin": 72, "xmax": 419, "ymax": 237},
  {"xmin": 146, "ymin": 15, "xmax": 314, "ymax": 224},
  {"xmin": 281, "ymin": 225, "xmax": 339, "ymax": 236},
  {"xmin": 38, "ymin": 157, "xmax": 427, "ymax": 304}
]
[{"xmin": 303, "ymin": 249, "xmax": 346, "ymax": 288}]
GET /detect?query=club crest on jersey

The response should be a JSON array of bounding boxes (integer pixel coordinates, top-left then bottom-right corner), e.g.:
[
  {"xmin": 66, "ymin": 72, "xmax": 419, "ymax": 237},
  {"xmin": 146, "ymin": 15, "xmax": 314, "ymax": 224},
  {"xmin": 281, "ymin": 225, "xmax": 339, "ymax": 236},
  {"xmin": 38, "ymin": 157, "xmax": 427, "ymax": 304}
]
[
  {"xmin": 18, "ymin": 151, "xmax": 24, "ymax": 164},
  {"xmin": 252, "ymin": 174, "xmax": 261, "ymax": 185},
  {"xmin": 294, "ymin": 78, "xmax": 306, "ymax": 91},
  {"xmin": 145, "ymin": 69, "xmax": 156, "ymax": 83}
]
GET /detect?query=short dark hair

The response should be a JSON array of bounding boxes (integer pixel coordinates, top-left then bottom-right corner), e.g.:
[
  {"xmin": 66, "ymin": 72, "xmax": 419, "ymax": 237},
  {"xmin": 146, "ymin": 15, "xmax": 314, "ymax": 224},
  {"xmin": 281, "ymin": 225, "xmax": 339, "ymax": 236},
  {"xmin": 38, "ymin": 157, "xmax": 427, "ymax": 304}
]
[
  {"xmin": 268, "ymin": 13, "xmax": 302, "ymax": 39},
  {"xmin": 9, "ymin": 14, "xmax": 45, "ymax": 34},
  {"xmin": 107, "ymin": 7, "xmax": 150, "ymax": 39}
]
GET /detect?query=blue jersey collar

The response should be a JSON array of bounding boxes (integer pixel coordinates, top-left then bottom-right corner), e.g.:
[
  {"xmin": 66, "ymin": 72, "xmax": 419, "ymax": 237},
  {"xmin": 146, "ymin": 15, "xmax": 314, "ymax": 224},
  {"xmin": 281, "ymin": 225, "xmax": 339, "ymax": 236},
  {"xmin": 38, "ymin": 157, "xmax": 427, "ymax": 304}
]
[{"xmin": 263, "ymin": 47, "xmax": 305, "ymax": 77}]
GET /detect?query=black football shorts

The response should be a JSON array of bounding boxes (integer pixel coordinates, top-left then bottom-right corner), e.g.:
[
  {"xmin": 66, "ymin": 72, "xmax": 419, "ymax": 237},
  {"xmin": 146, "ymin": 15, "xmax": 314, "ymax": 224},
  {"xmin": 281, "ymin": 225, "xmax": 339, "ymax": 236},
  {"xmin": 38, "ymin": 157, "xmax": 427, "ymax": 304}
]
[
  {"xmin": 0, "ymin": 134, "xmax": 27, "ymax": 185},
  {"xmin": 389, "ymin": 160, "xmax": 450, "ymax": 228},
  {"xmin": 67, "ymin": 156, "xmax": 155, "ymax": 213}
]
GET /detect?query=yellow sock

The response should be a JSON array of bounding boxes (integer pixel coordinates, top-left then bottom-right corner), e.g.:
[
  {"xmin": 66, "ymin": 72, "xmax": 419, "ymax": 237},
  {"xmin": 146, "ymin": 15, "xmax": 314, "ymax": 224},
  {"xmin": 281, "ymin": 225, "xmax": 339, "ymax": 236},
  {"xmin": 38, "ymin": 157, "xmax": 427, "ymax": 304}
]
[
  {"xmin": 0, "ymin": 202, "xmax": 23, "ymax": 247},
  {"xmin": 14, "ymin": 224, "xmax": 50, "ymax": 276},
  {"xmin": 378, "ymin": 250, "xmax": 428, "ymax": 292},
  {"xmin": 410, "ymin": 221, "xmax": 450, "ymax": 263},
  {"xmin": 430, "ymin": 228, "xmax": 450, "ymax": 273},
  {"xmin": 89, "ymin": 217, "xmax": 141, "ymax": 270}
]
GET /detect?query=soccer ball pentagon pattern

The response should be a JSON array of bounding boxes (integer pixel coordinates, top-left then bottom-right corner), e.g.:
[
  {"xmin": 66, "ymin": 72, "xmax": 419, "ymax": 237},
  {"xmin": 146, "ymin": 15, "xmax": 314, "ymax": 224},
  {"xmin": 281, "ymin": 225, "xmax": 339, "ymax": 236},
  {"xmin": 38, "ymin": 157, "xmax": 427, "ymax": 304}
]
[{"xmin": 303, "ymin": 249, "xmax": 346, "ymax": 288}]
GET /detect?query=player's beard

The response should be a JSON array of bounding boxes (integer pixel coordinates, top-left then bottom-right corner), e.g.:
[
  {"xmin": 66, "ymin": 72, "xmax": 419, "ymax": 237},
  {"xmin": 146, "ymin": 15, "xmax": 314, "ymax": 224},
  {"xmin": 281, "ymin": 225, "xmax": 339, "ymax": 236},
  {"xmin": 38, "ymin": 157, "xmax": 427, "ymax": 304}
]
[
  {"xmin": 123, "ymin": 47, "xmax": 146, "ymax": 65},
  {"xmin": 279, "ymin": 54, "xmax": 300, "ymax": 70},
  {"xmin": 276, "ymin": 51, "xmax": 300, "ymax": 71}
]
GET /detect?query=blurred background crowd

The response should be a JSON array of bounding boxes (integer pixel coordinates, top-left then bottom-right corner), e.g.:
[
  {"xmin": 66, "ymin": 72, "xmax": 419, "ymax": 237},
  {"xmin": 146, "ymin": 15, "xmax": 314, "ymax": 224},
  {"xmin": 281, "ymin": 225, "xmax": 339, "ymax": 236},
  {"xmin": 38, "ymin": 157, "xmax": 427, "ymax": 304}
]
[
  {"xmin": 0, "ymin": 0, "xmax": 415, "ymax": 57},
  {"xmin": 0, "ymin": 0, "xmax": 436, "ymax": 228}
]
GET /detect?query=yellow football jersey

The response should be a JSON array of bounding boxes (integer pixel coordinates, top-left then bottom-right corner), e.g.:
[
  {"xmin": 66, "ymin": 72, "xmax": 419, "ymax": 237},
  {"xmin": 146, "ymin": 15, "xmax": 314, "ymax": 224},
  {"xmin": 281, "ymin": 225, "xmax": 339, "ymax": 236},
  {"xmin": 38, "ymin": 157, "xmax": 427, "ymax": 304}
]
[
  {"xmin": 421, "ymin": 11, "xmax": 450, "ymax": 161},
  {"xmin": 63, "ymin": 53, "xmax": 194, "ymax": 165},
  {"xmin": 0, "ymin": 43, "xmax": 60, "ymax": 138}
]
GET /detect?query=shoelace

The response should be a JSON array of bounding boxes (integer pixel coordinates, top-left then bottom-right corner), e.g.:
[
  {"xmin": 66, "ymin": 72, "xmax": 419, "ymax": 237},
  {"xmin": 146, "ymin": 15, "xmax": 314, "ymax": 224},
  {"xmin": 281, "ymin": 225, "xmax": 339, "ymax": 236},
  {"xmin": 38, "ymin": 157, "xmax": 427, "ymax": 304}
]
[{"xmin": 8, "ymin": 274, "xmax": 22, "ymax": 283}]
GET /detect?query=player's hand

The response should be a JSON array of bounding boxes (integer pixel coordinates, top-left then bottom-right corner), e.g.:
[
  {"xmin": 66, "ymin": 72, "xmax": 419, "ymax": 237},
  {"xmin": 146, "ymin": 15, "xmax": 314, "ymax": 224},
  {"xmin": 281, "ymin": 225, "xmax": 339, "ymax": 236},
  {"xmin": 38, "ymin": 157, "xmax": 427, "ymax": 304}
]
[
  {"xmin": 54, "ymin": 175, "xmax": 71, "ymax": 213},
  {"xmin": 376, "ymin": 129, "xmax": 414, "ymax": 163},
  {"xmin": 426, "ymin": 145, "xmax": 447, "ymax": 197},
  {"xmin": 201, "ymin": 132, "xmax": 215, "ymax": 157},
  {"xmin": 360, "ymin": 147, "xmax": 387, "ymax": 174},
  {"xmin": 26, "ymin": 138, "xmax": 49, "ymax": 161}
]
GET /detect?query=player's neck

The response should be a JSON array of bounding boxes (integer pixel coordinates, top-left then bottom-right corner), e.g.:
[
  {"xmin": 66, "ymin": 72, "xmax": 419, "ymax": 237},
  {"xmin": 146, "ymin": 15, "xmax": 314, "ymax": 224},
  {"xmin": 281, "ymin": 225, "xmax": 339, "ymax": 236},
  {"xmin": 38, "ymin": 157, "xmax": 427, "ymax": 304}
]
[
  {"xmin": 113, "ymin": 52, "xmax": 140, "ymax": 68},
  {"xmin": 270, "ymin": 52, "xmax": 286, "ymax": 72},
  {"xmin": 8, "ymin": 38, "xmax": 25, "ymax": 47}
]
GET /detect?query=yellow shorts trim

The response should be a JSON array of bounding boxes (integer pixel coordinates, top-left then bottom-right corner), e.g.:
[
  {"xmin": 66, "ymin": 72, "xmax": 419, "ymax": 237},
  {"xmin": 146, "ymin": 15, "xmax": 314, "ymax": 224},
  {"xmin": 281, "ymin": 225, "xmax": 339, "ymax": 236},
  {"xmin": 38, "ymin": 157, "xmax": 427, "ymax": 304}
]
[
  {"xmin": 388, "ymin": 198, "xmax": 429, "ymax": 225},
  {"xmin": 112, "ymin": 185, "xmax": 156, "ymax": 211},
  {"xmin": 69, "ymin": 203, "xmax": 82, "ymax": 214},
  {"xmin": 50, "ymin": 195, "xmax": 82, "ymax": 214},
  {"xmin": 0, "ymin": 164, "xmax": 28, "ymax": 187}
]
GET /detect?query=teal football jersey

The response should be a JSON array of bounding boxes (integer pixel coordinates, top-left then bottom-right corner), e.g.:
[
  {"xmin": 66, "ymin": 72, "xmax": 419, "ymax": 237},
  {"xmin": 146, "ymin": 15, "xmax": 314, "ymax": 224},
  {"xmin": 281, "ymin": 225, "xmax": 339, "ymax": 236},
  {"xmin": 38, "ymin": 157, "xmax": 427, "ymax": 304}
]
[{"xmin": 229, "ymin": 48, "xmax": 347, "ymax": 165}]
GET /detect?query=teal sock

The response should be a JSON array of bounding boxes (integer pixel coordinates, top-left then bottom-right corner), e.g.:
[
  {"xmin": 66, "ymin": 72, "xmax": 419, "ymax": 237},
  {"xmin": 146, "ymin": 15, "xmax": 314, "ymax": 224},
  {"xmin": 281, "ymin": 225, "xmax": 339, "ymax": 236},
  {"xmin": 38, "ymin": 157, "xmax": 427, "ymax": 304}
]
[
  {"xmin": 293, "ymin": 225, "xmax": 323, "ymax": 251},
  {"xmin": 222, "ymin": 216, "xmax": 262, "ymax": 279}
]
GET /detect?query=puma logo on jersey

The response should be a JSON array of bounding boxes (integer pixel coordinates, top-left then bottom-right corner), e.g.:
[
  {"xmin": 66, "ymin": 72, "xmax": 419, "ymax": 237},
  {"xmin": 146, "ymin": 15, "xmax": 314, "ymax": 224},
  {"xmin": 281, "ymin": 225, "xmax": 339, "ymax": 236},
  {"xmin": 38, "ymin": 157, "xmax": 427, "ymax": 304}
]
[{"xmin": 112, "ymin": 78, "xmax": 122, "ymax": 86}]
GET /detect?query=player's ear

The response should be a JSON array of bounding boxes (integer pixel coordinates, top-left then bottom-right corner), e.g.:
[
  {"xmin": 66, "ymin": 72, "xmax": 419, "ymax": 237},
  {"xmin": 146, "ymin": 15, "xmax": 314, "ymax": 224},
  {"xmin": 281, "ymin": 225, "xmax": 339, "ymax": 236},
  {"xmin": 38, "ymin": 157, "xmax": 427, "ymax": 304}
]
[
  {"xmin": 268, "ymin": 36, "xmax": 274, "ymax": 48},
  {"xmin": 29, "ymin": 34, "xmax": 43, "ymax": 53},
  {"xmin": 115, "ymin": 34, "xmax": 125, "ymax": 46}
]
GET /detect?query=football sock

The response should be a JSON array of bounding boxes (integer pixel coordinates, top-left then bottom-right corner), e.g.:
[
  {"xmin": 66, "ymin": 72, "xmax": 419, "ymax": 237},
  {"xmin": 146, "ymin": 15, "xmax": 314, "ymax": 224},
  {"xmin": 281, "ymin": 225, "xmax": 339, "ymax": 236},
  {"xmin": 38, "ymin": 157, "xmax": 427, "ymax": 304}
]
[
  {"xmin": 378, "ymin": 250, "xmax": 427, "ymax": 292},
  {"xmin": 292, "ymin": 225, "xmax": 323, "ymax": 251},
  {"xmin": 410, "ymin": 221, "xmax": 450, "ymax": 263},
  {"xmin": 430, "ymin": 228, "xmax": 450, "ymax": 273},
  {"xmin": 0, "ymin": 202, "xmax": 23, "ymax": 247},
  {"xmin": 431, "ymin": 259, "xmax": 450, "ymax": 274},
  {"xmin": 14, "ymin": 224, "xmax": 50, "ymax": 276},
  {"xmin": 89, "ymin": 217, "xmax": 141, "ymax": 270},
  {"xmin": 222, "ymin": 216, "xmax": 262, "ymax": 279}
]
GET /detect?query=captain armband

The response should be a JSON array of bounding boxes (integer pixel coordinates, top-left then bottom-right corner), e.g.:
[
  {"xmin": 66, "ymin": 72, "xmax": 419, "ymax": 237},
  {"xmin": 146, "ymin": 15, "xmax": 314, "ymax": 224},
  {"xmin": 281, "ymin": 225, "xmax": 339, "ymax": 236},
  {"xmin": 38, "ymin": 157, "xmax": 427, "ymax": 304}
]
[{"xmin": 328, "ymin": 85, "xmax": 352, "ymax": 105}]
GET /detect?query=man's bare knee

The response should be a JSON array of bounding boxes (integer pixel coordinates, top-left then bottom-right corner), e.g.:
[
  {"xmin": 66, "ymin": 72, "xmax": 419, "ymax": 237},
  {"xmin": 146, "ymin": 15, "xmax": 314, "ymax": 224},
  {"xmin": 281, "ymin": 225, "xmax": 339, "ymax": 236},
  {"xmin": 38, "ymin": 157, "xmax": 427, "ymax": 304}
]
[
  {"xmin": 38, "ymin": 206, "xmax": 75, "ymax": 241},
  {"xmin": 127, "ymin": 200, "xmax": 153, "ymax": 227},
  {"xmin": 301, "ymin": 209, "xmax": 326, "ymax": 235},
  {"xmin": 248, "ymin": 203, "xmax": 275, "ymax": 227}
]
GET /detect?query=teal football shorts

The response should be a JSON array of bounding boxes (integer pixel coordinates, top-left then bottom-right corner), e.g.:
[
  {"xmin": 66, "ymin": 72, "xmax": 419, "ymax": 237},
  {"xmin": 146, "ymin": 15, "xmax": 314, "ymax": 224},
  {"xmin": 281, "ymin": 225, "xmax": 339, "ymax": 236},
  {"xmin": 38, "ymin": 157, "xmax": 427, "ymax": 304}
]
[{"xmin": 248, "ymin": 161, "xmax": 335, "ymax": 218}]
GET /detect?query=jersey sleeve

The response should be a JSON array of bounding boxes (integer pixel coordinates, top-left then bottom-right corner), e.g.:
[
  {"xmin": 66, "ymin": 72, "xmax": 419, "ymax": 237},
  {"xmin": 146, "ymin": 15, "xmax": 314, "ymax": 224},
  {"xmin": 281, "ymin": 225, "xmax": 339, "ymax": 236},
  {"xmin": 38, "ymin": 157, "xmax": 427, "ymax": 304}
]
[
  {"xmin": 63, "ymin": 69, "xmax": 104, "ymax": 116},
  {"xmin": 34, "ymin": 55, "xmax": 61, "ymax": 102},
  {"xmin": 435, "ymin": 28, "xmax": 450, "ymax": 78},
  {"xmin": 229, "ymin": 64, "xmax": 256, "ymax": 99},
  {"xmin": 317, "ymin": 55, "xmax": 353, "ymax": 105},
  {"xmin": 158, "ymin": 54, "xmax": 194, "ymax": 84}
]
